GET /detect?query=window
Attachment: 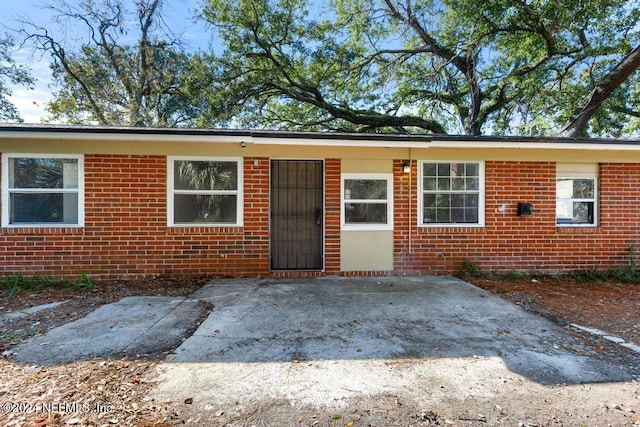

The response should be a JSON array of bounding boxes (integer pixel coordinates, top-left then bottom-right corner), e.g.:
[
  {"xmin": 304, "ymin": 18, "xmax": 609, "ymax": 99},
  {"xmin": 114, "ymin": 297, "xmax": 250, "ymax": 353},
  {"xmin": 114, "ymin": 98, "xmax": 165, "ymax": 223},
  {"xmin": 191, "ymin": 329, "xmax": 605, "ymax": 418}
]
[
  {"xmin": 341, "ymin": 173, "xmax": 393, "ymax": 230},
  {"xmin": 419, "ymin": 161, "xmax": 484, "ymax": 226},
  {"xmin": 168, "ymin": 157, "xmax": 243, "ymax": 226},
  {"xmin": 2, "ymin": 154, "xmax": 84, "ymax": 227},
  {"xmin": 556, "ymin": 164, "xmax": 598, "ymax": 226}
]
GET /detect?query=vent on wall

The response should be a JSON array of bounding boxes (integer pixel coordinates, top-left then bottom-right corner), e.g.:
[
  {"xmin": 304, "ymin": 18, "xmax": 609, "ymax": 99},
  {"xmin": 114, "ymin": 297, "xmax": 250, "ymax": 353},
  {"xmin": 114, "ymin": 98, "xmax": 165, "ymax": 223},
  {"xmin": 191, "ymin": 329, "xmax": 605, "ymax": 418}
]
[{"xmin": 517, "ymin": 203, "xmax": 533, "ymax": 216}]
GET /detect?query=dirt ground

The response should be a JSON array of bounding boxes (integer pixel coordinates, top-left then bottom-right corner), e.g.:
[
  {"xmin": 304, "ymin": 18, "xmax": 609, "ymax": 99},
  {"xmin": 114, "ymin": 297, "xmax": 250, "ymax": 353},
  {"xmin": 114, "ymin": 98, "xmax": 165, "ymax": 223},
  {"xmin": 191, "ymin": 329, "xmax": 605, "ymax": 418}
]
[
  {"xmin": 464, "ymin": 274, "xmax": 640, "ymax": 347},
  {"xmin": 1, "ymin": 274, "xmax": 639, "ymax": 426}
]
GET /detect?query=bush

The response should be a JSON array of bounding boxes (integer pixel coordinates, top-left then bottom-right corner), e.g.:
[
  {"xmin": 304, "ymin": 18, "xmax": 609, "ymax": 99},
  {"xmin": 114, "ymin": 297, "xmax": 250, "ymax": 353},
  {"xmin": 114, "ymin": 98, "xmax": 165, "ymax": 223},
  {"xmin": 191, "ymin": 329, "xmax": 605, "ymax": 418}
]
[{"xmin": 0, "ymin": 273, "xmax": 96, "ymax": 300}]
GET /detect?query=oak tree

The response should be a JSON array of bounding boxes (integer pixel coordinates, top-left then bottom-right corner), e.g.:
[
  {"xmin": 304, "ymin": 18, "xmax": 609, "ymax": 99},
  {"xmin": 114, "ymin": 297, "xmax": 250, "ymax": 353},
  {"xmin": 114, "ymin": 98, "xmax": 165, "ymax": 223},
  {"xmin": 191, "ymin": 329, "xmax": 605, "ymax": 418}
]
[
  {"xmin": 21, "ymin": 0, "xmax": 202, "ymax": 127},
  {"xmin": 0, "ymin": 35, "xmax": 33, "ymax": 122},
  {"xmin": 194, "ymin": 0, "xmax": 640, "ymax": 137}
]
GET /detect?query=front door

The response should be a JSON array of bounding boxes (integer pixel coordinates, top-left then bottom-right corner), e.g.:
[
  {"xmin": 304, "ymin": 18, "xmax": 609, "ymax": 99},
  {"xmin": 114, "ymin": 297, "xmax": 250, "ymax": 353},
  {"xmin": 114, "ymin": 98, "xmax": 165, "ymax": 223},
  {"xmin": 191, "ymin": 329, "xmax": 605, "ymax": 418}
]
[{"xmin": 270, "ymin": 160, "xmax": 323, "ymax": 270}]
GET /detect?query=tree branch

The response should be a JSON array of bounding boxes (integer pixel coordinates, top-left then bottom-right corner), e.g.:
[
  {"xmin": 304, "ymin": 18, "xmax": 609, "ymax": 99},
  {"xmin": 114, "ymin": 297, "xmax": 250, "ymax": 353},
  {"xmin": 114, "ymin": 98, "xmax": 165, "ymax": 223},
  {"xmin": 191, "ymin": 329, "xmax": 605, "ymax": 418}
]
[
  {"xmin": 558, "ymin": 44, "xmax": 640, "ymax": 137},
  {"xmin": 22, "ymin": 27, "xmax": 109, "ymax": 124}
]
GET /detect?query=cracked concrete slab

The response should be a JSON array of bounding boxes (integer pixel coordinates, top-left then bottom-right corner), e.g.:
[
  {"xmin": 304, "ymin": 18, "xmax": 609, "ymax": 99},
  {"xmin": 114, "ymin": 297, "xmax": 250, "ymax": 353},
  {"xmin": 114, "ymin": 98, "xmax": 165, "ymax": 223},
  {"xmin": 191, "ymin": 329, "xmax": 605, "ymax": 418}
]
[
  {"xmin": 1, "ymin": 300, "xmax": 69, "ymax": 320},
  {"xmin": 12, "ymin": 296, "xmax": 211, "ymax": 366},
  {"xmin": 165, "ymin": 276, "xmax": 637, "ymax": 385},
  {"xmin": 9, "ymin": 275, "xmax": 638, "ymax": 388},
  {"xmin": 571, "ymin": 323, "xmax": 640, "ymax": 354}
]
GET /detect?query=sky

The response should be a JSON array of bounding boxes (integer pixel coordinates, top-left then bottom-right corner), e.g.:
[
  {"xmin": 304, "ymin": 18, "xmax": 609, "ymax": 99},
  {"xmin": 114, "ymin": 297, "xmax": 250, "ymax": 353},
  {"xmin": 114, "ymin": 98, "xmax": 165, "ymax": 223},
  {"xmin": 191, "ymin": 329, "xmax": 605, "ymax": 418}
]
[{"xmin": 3, "ymin": 0, "xmax": 213, "ymax": 124}]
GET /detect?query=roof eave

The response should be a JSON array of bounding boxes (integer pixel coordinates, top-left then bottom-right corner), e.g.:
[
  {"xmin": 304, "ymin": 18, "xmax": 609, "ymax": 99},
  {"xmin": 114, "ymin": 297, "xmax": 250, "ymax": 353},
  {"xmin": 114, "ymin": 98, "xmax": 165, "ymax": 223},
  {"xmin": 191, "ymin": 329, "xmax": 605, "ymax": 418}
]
[{"xmin": 3, "ymin": 124, "xmax": 640, "ymax": 151}]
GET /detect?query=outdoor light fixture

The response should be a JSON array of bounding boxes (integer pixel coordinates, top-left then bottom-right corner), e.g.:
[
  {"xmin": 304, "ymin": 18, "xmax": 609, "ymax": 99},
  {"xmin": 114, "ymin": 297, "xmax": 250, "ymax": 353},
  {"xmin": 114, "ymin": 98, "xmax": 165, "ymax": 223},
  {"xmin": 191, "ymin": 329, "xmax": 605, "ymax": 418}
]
[
  {"xmin": 402, "ymin": 161, "xmax": 411, "ymax": 173},
  {"xmin": 517, "ymin": 202, "xmax": 533, "ymax": 216}
]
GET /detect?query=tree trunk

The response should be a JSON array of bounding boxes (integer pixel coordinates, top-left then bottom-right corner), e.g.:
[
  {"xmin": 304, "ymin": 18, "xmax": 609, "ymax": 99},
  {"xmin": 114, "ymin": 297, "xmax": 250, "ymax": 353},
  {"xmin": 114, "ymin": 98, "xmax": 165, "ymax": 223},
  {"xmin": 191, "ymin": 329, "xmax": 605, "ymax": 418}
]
[{"xmin": 558, "ymin": 44, "xmax": 640, "ymax": 138}]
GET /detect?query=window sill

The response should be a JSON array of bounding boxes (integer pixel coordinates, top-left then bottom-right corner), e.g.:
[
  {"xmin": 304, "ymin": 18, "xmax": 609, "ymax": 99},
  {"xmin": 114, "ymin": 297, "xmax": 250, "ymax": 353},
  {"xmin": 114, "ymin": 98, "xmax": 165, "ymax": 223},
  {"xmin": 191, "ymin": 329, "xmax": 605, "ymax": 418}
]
[
  {"xmin": 2, "ymin": 223, "xmax": 83, "ymax": 228},
  {"xmin": 169, "ymin": 223, "xmax": 243, "ymax": 228},
  {"xmin": 341, "ymin": 225, "xmax": 393, "ymax": 231},
  {"xmin": 418, "ymin": 223, "xmax": 485, "ymax": 228}
]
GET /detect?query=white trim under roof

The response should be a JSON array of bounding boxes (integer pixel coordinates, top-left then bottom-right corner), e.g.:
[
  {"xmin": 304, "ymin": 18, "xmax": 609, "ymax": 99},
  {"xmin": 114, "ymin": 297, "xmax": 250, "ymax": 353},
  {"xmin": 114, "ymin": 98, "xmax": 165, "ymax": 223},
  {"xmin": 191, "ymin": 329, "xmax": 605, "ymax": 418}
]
[
  {"xmin": 0, "ymin": 130, "xmax": 430, "ymax": 148},
  {"xmin": 429, "ymin": 139, "xmax": 640, "ymax": 151},
  {"xmin": 0, "ymin": 130, "xmax": 248, "ymax": 145},
  {"xmin": 3, "ymin": 125, "xmax": 640, "ymax": 151}
]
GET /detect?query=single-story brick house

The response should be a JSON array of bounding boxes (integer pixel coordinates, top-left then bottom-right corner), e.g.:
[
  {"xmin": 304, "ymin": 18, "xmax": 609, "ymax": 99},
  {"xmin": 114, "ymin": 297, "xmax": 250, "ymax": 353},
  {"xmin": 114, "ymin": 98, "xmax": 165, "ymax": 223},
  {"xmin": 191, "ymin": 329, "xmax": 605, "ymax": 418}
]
[{"xmin": 1, "ymin": 124, "xmax": 640, "ymax": 280}]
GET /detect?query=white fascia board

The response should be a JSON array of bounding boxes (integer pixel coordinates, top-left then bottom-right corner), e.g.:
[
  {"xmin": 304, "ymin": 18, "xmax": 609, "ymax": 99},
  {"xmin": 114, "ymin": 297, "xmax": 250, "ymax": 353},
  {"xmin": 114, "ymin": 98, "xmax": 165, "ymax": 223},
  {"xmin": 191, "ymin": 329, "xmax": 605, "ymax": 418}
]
[
  {"xmin": 248, "ymin": 137, "xmax": 429, "ymax": 148},
  {"xmin": 0, "ymin": 131, "xmax": 431, "ymax": 148},
  {"xmin": 430, "ymin": 139, "xmax": 640, "ymax": 151},
  {"xmin": 0, "ymin": 130, "xmax": 248, "ymax": 144},
  {"xmin": 5, "ymin": 128, "xmax": 640, "ymax": 151}
]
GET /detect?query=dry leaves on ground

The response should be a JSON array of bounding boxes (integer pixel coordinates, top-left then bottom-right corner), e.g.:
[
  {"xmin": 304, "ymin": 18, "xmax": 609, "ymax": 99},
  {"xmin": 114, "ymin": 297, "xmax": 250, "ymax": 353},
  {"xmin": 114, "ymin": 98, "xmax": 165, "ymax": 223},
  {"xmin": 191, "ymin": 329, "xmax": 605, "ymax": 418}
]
[
  {"xmin": 0, "ymin": 276, "xmax": 210, "ymax": 427},
  {"xmin": 0, "ymin": 359, "xmax": 178, "ymax": 427},
  {"xmin": 464, "ymin": 274, "xmax": 640, "ymax": 346},
  {"xmin": 0, "ymin": 276, "xmax": 210, "ymax": 353},
  {"xmin": 1, "ymin": 274, "xmax": 639, "ymax": 426}
]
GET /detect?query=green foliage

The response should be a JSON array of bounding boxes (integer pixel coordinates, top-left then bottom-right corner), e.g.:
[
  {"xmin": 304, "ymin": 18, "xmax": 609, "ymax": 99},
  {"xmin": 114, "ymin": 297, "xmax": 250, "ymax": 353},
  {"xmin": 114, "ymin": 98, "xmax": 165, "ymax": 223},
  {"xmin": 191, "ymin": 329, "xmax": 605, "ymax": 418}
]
[
  {"xmin": 193, "ymin": 0, "xmax": 640, "ymax": 136},
  {"xmin": 459, "ymin": 249, "xmax": 640, "ymax": 283},
  {"xmin": 0, "ymin": 34, "xmax": 33, "ymax": 122},
  {"xmin": 23, "ymin": 0, "xmax": 205, "ymax": 127},
  {"xmin": 567, "ymin": 269, "xmax": 604, "ymax": 282},
  {"xmin": 459, "ymin": 259, "xmax": 486, "ymax": 278},
  {"xmin": 47, "ymin": 42, "xmax": 201, "ymax": 126},
  {"xmin": 330, "ymin": 414, "xmax": 345, "ymax": 427},
  {"xmin": 628, "ymin": 244, "xmax": 637, "ymax": 268},
  {"xmin": 612, "ymin": 264, "xmax": 638, "ymax": 283},
  {"xmin": 0, "ymin": 273, "xmax": 96, "ymax": 300},
  {"xmin": 1, "ymin": 333, "xmax": 17, "ymax": 342},
  {"xmin": 503, "ymin": 270, "xmax": 526, "ymax": 283},
  {"xmin": 74, "ymin": 272, "xmax": 96, "ymax": 291},
  {"xmin": 567, "ymin": 245, "xmax": 640, "ymax": 283},
  {"xmin": 16, "ymin": 0, "xmax": 640, "ymax": 135},
  {"xmin": 559, "ymin": 268, "xmax": 637, "ymax": 283}
]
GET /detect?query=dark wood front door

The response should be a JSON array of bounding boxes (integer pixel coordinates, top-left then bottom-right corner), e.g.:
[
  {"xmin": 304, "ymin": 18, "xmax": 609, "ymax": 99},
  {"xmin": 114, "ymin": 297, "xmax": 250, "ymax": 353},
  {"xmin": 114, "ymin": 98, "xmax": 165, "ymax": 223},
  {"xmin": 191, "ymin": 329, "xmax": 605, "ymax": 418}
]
[{"xmin": 270, "ymin": 160, "xmax": 323, "ymax": 270}]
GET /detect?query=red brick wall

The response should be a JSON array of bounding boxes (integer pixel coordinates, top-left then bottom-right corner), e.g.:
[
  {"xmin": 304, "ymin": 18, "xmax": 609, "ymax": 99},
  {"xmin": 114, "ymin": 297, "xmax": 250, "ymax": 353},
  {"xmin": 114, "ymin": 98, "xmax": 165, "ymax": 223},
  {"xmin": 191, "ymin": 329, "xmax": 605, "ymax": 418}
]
[
  {"xmin": 1, "ymin": 155, "xmax": 272, "ymax": 279},
  {"xmin": 2, "ymin": 155, "xmax": 640, "ymax": 279},
  {"xmin": 393, "ymin": 160, "xmax": 640, "ymax": 274}
]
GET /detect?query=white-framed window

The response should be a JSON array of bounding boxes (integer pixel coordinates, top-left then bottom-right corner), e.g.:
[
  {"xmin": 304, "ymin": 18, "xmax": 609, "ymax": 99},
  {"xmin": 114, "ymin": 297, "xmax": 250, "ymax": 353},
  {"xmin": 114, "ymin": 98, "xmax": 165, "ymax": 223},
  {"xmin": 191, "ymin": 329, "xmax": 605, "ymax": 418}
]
[
  {"xmin": 419, "ymin": 161, "xmax": 485, "ymax": 226},
  {"xmin": 556, "ymin": 164, "xmax": 598, "ymax": 226},
  {"xmin": 1, "ymin": 154, "xmax": 84, "ymax": 227},
  {"xmin": 341, "ymin": 173, "xmax": 393, "ymax": 230},
  {"xmin": 168, "ymin": 156, "xmax": 243, "ymax": 226}
]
